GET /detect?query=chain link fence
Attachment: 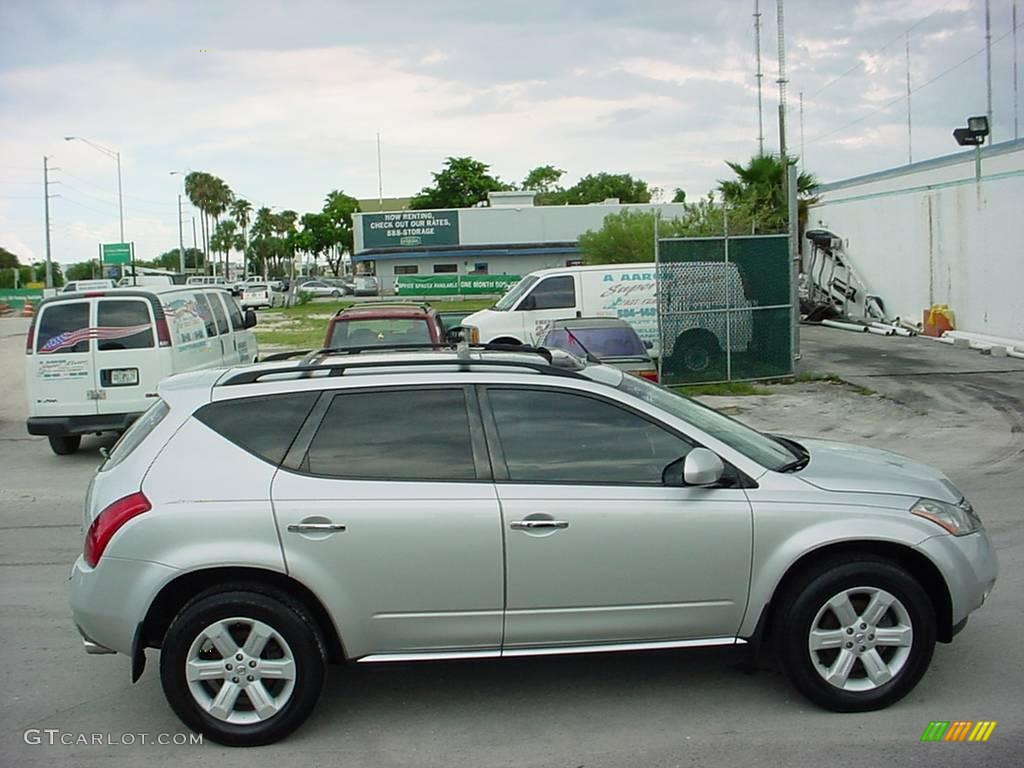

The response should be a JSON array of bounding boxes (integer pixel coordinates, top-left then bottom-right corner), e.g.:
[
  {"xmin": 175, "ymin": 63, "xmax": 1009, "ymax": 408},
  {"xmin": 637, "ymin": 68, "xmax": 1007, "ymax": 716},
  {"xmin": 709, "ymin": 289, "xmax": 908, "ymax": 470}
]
[{"xmin": 657, "ymin": 234, "xmax": 793, "ymax": 384}]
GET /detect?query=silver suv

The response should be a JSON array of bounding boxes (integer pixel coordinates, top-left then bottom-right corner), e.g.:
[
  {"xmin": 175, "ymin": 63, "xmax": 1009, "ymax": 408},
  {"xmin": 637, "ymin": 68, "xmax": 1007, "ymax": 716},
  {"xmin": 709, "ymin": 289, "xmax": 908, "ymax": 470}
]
[{"xmin": 70, "ymin": 346, "xmax": 998, "ymax": 746}]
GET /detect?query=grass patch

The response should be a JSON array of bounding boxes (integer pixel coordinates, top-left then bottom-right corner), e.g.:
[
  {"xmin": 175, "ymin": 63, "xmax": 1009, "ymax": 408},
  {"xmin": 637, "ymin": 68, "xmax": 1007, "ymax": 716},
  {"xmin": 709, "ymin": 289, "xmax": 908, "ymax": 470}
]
[
  {"xmin": 267, "ymin": 298, "xmax": 495, "ymax": 318},
  {"xmin": 674, "ymin": 382, "xmax": 773, "ymax": 397},
  {"xmin": 786, "ymin": 371, "xmax": 876, "ymax": 396}
]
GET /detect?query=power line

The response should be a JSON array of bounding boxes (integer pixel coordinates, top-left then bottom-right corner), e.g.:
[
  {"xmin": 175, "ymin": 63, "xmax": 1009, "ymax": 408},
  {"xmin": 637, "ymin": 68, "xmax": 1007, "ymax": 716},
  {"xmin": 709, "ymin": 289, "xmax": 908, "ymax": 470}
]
[
  {"xmin": 808, "ymin": 1, "xmax": 960, "ymax": 99},
  {"xmin": 806, "ymin": 21, "xmax": 1023, "ymax": 147}
]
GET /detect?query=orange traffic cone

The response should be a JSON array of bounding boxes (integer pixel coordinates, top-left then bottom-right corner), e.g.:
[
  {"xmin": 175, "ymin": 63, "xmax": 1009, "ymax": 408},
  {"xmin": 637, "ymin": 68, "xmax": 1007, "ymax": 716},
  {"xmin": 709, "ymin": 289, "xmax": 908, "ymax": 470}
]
[
  {"xmin": 0, "ymin": 303, "xmax": 11, "ymax": 317},
  {"xmin": 20, "ymin": 300, "xmax": 34, "ymax": 318}
]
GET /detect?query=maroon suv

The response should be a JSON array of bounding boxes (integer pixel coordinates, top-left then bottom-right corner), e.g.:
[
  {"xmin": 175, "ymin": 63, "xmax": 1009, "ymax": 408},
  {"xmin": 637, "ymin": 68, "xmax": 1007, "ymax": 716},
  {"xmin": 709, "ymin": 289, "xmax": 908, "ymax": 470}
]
[{"xmin": 323, "ymin": 303, "xmax": 447, "ymax": 349}]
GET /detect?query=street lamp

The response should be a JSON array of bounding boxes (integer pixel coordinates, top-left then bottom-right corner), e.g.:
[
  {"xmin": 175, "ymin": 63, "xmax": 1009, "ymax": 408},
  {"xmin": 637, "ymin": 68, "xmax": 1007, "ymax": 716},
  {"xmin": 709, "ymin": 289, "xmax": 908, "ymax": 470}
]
[
  {"xmin": 170, "ymin": 171, "xmax": 190, "ymax": 274},
  {"xmin": 953, "ymin": 116, "xmax": 990, "ymax": 181},
  {"xmin": 64, "ymin": 136, "xmax": 124, "ymax": 243}
]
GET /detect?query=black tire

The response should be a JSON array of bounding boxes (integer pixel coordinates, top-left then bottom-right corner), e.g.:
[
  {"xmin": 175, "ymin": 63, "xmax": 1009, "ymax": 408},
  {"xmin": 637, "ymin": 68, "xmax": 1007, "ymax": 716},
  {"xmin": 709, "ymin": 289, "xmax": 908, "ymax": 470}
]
[
  {"xmin": 159, "ymin": 588, "xmax": 326, "ymax": 747},
  {"xmin": 774, "ymin": 557, "xmax": 936, "ymax": 712},
  {"xmin": 331, "ymin": 290, "xmax": 340, "ymax": 298},
  {"xmin": 670, "ymin": 331, "xmax": 720, "ymax": 373},
  {"xmin": 48, "ymin": 434, "xmax": 81, "ymax": 455}
]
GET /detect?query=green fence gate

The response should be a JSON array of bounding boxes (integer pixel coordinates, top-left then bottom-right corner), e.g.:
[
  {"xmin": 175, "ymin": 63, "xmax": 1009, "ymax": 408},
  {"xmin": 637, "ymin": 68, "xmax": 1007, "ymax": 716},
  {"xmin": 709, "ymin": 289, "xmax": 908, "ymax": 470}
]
[{"xmin": 657, "ymin": 234, "xmax": 793, "ymax": 384}]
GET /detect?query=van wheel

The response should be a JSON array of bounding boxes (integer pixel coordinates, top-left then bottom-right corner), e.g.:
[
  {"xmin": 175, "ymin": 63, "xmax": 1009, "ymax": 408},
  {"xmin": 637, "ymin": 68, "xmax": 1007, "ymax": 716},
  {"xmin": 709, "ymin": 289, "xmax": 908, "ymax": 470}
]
[
  {"xmin": 160, "ymin": 589, "xmax": 326, "ymax": 747},
  {"xmin": 48, "ymin": 435, "xmax": 81, "ymax": 455},
  {"xmin": 670, "ymin": 330, "xmax": 720, "ymax": 373},
  {"xmin": 774, "ymin": 557, "xmax": 935, "ymax": 712}
]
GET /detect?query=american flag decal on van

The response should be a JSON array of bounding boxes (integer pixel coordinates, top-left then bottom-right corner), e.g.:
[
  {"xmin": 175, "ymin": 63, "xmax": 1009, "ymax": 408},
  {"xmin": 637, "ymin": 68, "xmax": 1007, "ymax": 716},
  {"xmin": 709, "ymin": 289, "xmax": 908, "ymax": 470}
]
[{"xmin": 39, "ymin": 323, "xmax": 153, "ymax": 354}]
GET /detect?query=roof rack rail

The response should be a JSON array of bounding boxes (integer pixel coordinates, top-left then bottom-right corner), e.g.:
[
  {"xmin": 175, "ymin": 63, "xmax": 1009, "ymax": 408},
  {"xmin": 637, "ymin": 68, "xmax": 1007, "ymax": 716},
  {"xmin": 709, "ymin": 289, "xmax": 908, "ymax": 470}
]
[
  {"xmin": 220, "ymin": 354, "xmax": 582, "ymax": 387},
  {"xmin": 334, "ymin": 301, "xmax": 433, "ymax": 313},
  {"xmin": 301, "ymin": 342, "xmax": 552, "ymax": 364}
]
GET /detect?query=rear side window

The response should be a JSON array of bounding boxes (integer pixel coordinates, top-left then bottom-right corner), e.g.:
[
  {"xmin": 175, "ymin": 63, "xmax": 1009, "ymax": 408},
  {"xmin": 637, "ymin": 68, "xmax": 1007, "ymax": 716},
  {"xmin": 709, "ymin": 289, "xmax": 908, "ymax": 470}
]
[
  {"xmin": 194, "ymin": 293, "xmax": 219, "ymax": 337},
  {"xmin": 305, "ymin": 389, "xmax": 476, "ymax": 480},
  {"xmin": 206, "ymin": 292, "xmax": 229, "ymax": 335},
  {"xmin": 195, "ymin": 392, "xmax": 318, "ymax": 465},
  {"xmin": 223, "ymin": 295, "xmax": 245, "ymax": 331},
  {"xmin": 96, "ymin": 300, "xmax": 154, "ymax": 351},
  {"xmin": 101, "ymin": 399, "xmax": 170, "ymax": 471},
  {"xmin": 36, "ymin": 301, "xmax": 90, "ymax": 354}
]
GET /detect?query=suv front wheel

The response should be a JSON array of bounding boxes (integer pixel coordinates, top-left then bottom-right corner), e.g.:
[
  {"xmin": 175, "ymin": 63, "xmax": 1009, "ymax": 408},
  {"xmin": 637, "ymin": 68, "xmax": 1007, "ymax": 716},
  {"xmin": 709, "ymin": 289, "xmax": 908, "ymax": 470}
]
[
  {"xmin": 160, "ymin": 588, "xmax": 326, "ymax": 746},
  {"xmin": 774, "ymin": 557, "xmax": 936, "ymax": 712}
]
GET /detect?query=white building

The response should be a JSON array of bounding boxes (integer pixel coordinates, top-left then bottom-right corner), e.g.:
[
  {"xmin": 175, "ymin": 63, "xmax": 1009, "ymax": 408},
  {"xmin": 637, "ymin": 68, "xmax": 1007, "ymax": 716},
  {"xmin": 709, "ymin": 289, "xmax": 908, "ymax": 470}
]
[
  {"xmin": 807, "ymin": 138, "xmax": 1024, "ymax": 341},
  {"xmin": 351, "ymin": 192, "xmax": 685, "ymax": 293}
]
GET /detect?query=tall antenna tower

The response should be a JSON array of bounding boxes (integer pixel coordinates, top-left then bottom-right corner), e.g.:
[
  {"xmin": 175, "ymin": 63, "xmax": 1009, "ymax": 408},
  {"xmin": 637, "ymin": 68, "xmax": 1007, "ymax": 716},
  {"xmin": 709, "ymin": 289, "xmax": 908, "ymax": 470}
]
[
  {"xmin": 776, "ymin": 0, "xmax": 789, "ymax": 160},
  {"xmin": 754, "ymin": 1, "xmax": 765, "ymax": 155},
  {"xmin": 906, "ymin": 33, "xmax": 913, "ymax": 164}
]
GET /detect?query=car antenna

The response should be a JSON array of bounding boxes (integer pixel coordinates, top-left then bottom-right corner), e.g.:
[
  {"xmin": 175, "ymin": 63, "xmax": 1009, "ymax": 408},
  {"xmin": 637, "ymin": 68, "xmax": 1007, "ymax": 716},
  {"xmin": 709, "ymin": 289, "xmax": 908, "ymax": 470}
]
[{"xmin": 564, "ymin": 328, "xmax": 601, "ymax": 364}]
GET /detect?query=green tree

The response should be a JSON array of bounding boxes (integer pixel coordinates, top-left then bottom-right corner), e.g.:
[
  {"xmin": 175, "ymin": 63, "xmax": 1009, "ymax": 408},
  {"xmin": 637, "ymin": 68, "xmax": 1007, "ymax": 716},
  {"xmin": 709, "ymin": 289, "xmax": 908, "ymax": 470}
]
[
  {"xmin": 322, "ymin": 189, "xmax": 359, "ymax": 275},
  {"xmin": 184, "ymin": 172, "xmax": 234, "ymax": 274},
  {"xmin": 718, "ymin": 154, "xmax": 817, "ymax": 233},
  {"xmin": 0, "ymin": 246, "xmax": 19, "ymax": 270},
  {"xmin": 31, "ymin": 261, "xmax": 64, "ymax": 287},
  {"xmin": 209, "ymin": 220, "xmax": 238, "ymax": 276},
  {"xmin": 65, "ymin": 260, "xmax": 100, "ymax": 282},
  {"xmin": 671, "ymin": 188, "xmax": 687, "ymax": 203},
  {"xmin": 562, "ymin": 172, "xmax": 652, "ymax": 205},
  {"xmin": 410, "ymin": 156, "xmax": 512, "ymax": 209},
  {"xmin": 522, "ymin": 165, "xmax": 566, "ymax": 204},
  {"xmin": 153, "ymin": 248, "xmax": 203, "ymax": 271},
  {"xmin": 230, "ymin": 198, "xmax": 253, "ymax": 276}
]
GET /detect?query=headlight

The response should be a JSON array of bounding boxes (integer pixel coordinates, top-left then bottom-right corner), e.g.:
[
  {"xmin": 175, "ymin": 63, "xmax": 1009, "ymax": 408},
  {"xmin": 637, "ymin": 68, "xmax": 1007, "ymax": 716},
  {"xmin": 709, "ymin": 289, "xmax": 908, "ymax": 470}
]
[{"xmin": 911, "ymin": 498, "xmax": 980, "ymax": 536}]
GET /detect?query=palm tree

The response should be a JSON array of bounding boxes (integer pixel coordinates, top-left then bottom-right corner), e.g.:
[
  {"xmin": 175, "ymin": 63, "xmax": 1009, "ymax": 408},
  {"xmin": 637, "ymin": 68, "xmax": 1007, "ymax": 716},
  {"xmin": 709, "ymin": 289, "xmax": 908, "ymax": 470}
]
[
  {"xmin": 209, "ymin": 220, "xmax": 238, "ymax": 276},
  {"xmin": 718, "ymin": 154, "xmax": 818, "ymax": 233},
  {"xmin": 184, "ymin": 172, "xmax": 215, "ymax": 272},
  {"xmin": 230, "ymin": 198, "xmax": 253, "ymax": 277}
]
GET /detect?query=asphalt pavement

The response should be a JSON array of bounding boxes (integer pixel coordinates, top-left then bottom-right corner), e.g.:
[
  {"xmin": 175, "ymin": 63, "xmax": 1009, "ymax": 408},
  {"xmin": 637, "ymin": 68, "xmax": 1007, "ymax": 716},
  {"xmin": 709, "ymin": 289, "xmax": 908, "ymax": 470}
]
[{"xmin": 1, "ymin": 318, "xmax": 1021, "ymax": 767}]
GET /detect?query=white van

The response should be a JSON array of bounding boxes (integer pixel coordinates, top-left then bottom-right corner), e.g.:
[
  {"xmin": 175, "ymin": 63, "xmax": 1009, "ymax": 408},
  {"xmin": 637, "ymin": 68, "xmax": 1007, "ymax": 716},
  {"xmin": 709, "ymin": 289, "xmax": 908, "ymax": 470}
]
[
  {"xmin": 460, "ymin": 262, "xmax": 752, "ymax": 371},
  {"xmin": 62, "ymin": 279, "xmax": 116, "ymax": 293},
  {"xmin": 117, "ymin": 275, "xmax": 175, "ymax": 288},
  {"xmin": 186, "ymin": 276, "xmax": 229, "ymax": 288},
  {"xmin": 25, "ymin": 286, "xmax": 258, "ymax": 455}
]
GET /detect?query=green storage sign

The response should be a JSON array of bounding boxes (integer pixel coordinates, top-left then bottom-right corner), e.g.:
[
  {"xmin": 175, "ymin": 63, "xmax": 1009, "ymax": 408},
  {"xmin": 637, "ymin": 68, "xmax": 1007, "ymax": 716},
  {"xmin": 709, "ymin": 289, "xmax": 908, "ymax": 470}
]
[
  {"xmin": 362, "ymin": 210, "xmax": 459, "ymax": 249},
  {"xmin": 396, "ymin": 274, "xmax": 520, "ymax": 296},
  {"xmin": 0, "ymin": 288, "xmax": 44, "ymax": 309},
  {"xmin": 102, "ymin": 242, "xmax": 132, "ymax": 265}
]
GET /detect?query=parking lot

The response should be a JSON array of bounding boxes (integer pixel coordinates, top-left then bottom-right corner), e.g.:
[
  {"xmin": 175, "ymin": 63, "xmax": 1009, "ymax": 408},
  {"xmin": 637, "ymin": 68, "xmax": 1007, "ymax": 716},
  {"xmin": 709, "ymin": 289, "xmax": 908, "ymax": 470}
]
[{"xmin": 1, "ymin": 317, "xmax": 1021, "ymax": 767}]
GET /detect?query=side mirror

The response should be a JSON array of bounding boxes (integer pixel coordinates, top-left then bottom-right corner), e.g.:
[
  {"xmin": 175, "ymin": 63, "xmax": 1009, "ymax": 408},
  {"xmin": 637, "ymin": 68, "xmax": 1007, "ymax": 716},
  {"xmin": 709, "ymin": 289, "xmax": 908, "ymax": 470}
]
[
  {"xmin": 243, "ymin": 309, "xmax": 257, "ymax": 329},
  {"xmin": 643, "ymin": 340, "xmax": 654, "ymax": 350},
  {"xmin": 518, "ymin": 294, "xmax": 536, "ymax": 311},
  {"xmin": 446, "ymin": 326, "xmax": 464, "ymax": 343},
  {"xmin": 683, "ymin": 448, "xmax": 725, "ymax": 486}
]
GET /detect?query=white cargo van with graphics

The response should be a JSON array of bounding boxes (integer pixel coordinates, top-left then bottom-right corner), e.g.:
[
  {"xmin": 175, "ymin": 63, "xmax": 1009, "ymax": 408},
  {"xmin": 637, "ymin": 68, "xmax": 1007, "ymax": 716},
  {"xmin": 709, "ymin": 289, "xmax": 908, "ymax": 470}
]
[
  {"xmin": 460, "ymin": 262, "xmax": 752, "ymax": 371},
  {"xmin": 25, "ymin": 286, "xmax": 258, "ymax": 455}
]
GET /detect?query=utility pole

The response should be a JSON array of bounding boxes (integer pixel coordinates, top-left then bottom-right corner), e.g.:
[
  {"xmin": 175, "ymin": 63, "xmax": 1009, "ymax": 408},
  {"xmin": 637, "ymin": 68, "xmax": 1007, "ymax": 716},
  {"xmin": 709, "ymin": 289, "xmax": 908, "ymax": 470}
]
[
  {"xmin": 906, "ymin": 33, "xmax": 913, "ymax": 164},
  {"xmin": 799, "ymin": 90, "xmax": 805, "ymax": 171},
  {"xmin": 776, "ymin": 0, "xmax": 788, "ymax": 160},
  {"xmin": 43, "ymin": 156, "xmax": 59, "ymax": 289},
  {"xmin": 376, "ymin": 132, "xmax": 384, "ymax": 207},
  {"xmin": 1014, "ymin": 0, "xmax": 1019, "ymax": 140},
  {"xmin": 986, "ymin": 0, "xmax": 993, "ymax": 143},
  {"xmin": 177, "ymin": 194, "xmax": 186, "ymax": 273},
  {"xmin": 754, "ymin": 0, "xmax": 765, "ymax": 155}
]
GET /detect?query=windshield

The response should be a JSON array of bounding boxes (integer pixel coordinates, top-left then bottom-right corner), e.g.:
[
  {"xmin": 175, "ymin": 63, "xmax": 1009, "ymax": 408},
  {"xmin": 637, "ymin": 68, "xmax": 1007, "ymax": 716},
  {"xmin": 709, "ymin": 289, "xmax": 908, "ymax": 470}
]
[
  {"xmin": 614, "ymin": 373, "xmax": 798, "ymax": 471},
  {"xmin": 493, "ymin": 275, "xmax": 538, "ymax": 311},
  {"xmin": 544, "ymin": 327, "xmax": 647, "ymax": 358},
  {"xmin": 330, "ymin": 318, "xmax": 432, "ymax": 348}
]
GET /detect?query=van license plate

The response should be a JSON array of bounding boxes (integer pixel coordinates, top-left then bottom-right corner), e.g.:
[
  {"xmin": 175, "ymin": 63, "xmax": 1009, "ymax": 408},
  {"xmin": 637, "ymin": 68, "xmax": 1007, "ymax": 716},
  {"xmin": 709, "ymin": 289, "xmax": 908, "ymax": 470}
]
[{"xmin": 109, "ymin": 368, "xmax": 139, "ymax": 386}]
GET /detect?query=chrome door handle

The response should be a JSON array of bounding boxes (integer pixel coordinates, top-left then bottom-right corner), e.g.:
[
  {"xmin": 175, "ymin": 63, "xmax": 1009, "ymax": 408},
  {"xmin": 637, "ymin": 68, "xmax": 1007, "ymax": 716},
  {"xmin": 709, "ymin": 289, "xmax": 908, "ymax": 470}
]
[
  {"xmin": 510, "ymin": 520, "xmax": 569, "ymax": 530},
  {"xmin": 287, "ymin": 523, "xmax": 347, "ymax": 533}
]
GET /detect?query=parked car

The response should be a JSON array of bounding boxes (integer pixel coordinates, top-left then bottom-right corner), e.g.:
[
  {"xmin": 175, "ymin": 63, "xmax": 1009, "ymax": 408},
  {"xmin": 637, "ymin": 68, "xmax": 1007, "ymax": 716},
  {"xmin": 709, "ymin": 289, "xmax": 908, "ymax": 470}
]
[
  {"xmin": 297, "ymin": 280, "xmax": 344, "ymax": 299},
  {"xmin": 62, "ymin": 279, "xmax": 116, "ymax": 293},
  {"xmin": 241, "ymin": 283, "xmax": 279, "ymax": 311},
  {"xmin": 321, "ymin": 278, "xmax": 351, "ymax": 296},
  {"xmin": 186, "ymin": 276, "xmax": 229, "ymax": 288},
  {"xmin": 540, "ymin": 317, "xmax": 657, "ymax": 382},
  {"xmin": 25, "ymin": 286, "xmax": 257, "ymax": 455},
  {"xmin": 69, "ymin": 346, "xmax": 997, "ymax": 745},
  {"xmin": 324, "ymin": 303, "xmax": 444, "ymax": 349},
  {"xmin": 352, "ymin": 275, "xmax": 379, "ymax": 296},
  {"xmin": 461, "ymin": 262, "xmax": 753, "ymax": 373},
  {"xmin": 117, "ymin": 275, "xmax": 174, "ymax": 288}
]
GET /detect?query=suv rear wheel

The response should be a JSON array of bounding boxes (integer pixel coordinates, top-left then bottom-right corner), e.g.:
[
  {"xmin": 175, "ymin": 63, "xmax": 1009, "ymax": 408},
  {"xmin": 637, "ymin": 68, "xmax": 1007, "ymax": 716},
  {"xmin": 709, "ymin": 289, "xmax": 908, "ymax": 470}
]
[
  {"xmin": 160, "ymin": 589, "xmax": 326, "ymax": 746},
  {"xmin": 774, "ymin": 557, "xmax": 935, "ymax": 712}
]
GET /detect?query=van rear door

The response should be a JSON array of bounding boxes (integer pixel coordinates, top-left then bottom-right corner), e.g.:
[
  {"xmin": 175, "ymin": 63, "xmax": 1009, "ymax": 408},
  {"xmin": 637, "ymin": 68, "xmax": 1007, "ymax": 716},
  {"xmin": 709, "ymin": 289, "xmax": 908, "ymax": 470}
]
[
  {"xmin": 93, "ymin": 297, "xmax": 168, "ymax": 418},
  {"xmin": 29, "ymin": 300, "xmax": 97, "ymax": 418}
]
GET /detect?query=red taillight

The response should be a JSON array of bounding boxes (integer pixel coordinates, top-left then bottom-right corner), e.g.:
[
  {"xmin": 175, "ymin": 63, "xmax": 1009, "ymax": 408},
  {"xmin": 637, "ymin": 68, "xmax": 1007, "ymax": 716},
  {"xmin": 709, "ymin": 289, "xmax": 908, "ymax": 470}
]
[
  {"xmin": 155, "ymin": 317, "xmax": 171, "ymax": 347},
  {"xmin": 25, "ymin": 319, "xmax": 36, "ymax": 354},
  {"xmin": 84, "ymin": 492, "xmax": 151, "ymax": 567},
  {"xmin": 638, "ymin": 369, "xmax": 659, "ymax": 382}
]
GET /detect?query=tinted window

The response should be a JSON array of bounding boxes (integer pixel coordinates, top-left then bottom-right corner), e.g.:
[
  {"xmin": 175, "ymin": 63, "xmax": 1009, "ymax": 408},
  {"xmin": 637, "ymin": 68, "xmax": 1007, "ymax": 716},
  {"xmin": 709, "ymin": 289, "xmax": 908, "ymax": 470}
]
[
  {"xmin": 433, "ymin": 264, "xmax": 457, "ymax": 273},
  {"xmin": 494, "ymin": 275, "xmax": 538, "ymax": 311},
  {"xmin": 543, "ymin": 327, "xmax": 647, "ymax": 358},
  {"xmin": 96, "ymin": 300, "xmax": 154, "ymax": 351},
  {"xmin": 194, "ymin": 293, "xmax": 219, "ymax": 337},
  {"xmin": 394, "ymin": 265, "xmax": 418, "ymax": 275},
  {"xmin": 489, "ymin": 388, "xmax": 693, "ymax": 484},
  {"xmin": 329, "ymin": 318, "xmax": 432, "ymax": 348},
  {"xmin": 223, "ymin": 295, "xmax": 245, "ymax": 331},
  {"xmin": 523, "ymin": 276, "xmax": 575, "ymax": 310},
  {"xmin": 306, "ymin": 389, "xmax": 475, "ymax": 480},
  {"xmin": 195, "ymin": 392, "xmax": 318, "ymax": 465},
  {"xmin": 206, "ymin": 292, "xmax": 229, "ymax": 335},
  {"xmin": 36, "ymin": 301, "xmax": 90, "ymax": 354}
]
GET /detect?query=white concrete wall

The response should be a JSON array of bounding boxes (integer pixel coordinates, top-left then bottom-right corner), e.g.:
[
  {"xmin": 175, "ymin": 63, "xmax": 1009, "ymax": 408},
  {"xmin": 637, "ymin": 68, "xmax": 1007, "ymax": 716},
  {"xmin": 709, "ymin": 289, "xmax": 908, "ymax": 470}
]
[{"xmin": 807, "ymin": 140, "xmax": 1024, "ymax": 340}]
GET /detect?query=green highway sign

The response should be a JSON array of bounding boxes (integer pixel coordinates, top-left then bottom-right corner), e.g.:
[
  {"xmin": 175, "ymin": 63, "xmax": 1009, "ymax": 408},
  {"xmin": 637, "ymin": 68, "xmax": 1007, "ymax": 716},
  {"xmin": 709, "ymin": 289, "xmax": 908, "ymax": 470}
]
[{"xmin": 102, "ymin": 242, "xmax": 132, "ymax": 265}]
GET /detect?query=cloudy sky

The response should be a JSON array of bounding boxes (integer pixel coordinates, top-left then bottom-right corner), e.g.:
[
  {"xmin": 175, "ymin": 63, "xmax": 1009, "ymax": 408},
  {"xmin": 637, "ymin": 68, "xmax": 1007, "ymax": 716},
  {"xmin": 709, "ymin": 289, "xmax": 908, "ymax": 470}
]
[{"xmin": 0, "ymin": 0, "xmax": 1020, "ymax": 267}]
